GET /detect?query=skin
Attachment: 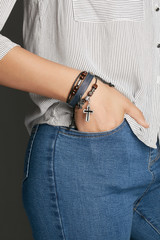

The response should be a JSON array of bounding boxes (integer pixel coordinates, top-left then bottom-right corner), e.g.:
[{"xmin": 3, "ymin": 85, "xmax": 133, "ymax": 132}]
[
  {"xmin": 0, "ymin": 46, "xmax": 149, "ymax": 132},
  {"xmin": 75, "ymin": 78, "xmax": 149, "ymax": 132}
]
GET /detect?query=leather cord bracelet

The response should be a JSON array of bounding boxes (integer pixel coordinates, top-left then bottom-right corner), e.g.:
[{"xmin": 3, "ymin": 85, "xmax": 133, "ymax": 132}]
[
  {"xmin": 80, "ymin": 76, "xmax": 98, "ymax": 122},
  {"xmin": 77, "ymin": 76, "xmax": 98, "ymax": 110},
  {"xmin": 94, "ymin": 74, "xmax": 115, "ymax": 87},
  {"xmin": 68, "ymin": 76, "xmax": 98, "ymax": 128},
  {"xmin": 68, "ymin": 72, "xmax": 95, "ymax": 108},
  {"xmin": 66, "ymin": 71, "xmax": 87, "ymax": 104},
  {"xmin": 67, "ymin": 71, "xmax": 115, "ymax": 128}
]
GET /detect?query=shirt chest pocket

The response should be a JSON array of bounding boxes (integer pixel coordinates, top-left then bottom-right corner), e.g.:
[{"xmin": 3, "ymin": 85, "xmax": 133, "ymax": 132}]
[{"xmin": 72, "ymin": 0, "xmax": 145, "ymax": 23}]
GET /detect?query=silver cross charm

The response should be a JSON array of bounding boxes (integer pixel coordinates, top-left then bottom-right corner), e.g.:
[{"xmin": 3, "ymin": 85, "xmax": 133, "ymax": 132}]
[{"xmin": 83, "ymin": 103, "xmax": 94, "ymax": 121}]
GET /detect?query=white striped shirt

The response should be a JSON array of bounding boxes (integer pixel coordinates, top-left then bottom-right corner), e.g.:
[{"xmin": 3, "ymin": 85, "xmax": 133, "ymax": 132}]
[{"xmin": 0, "ymin": 0, "xmax": 160, "ymax": 149}]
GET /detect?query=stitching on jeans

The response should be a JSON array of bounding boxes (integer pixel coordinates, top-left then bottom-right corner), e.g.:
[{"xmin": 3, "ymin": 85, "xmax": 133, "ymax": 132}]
[
  {"xmin": 51, "ymin": 126, "xmax": 66, "ymax": 240},
  {"xmin": 150, "ymin": 153, "xmax": 160, "ymax": 165},
  {"xmin": 133, "ymin": 208, "xmax": 160, "ymax": 235},
  {"xmin": 133, "ymin": 148, "xmax": 155, "ymax": 209},
  {"xmin": 59, "ymin": 119, "xmax": 127, "ymax": 138},
  {"xmin": 150, "ymin": 147, "xmax": 160, "ymax": 165},
  {"xmin": 23, "ymin": 124, "xmax": 40, "ymax": 181}
]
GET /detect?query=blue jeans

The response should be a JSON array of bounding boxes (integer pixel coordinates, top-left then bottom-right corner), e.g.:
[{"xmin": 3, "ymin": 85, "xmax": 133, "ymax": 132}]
[{"xmin": 22, "ymin": 118, "xmax": 160, "ymax": 240}]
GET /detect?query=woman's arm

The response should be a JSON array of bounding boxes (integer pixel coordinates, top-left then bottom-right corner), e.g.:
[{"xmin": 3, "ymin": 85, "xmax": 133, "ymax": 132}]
[
  {"xmin": 0, "ymin": 0, "xmax": 92, "ymax": 102},
  {"xmin": 0, "ymin": 46, "xmax": 93, "ymax": 102},
  {"xmin": 0, "ymin": 1, "xmax": 148, "ymax": 131},
  {"xmin": 0, "ymin": 46, "xmax": 149, "ymax": 130}
]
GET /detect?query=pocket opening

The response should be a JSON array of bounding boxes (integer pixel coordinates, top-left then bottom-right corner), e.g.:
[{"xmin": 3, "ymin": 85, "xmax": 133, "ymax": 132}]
[{"xmin": 59, "ymin": 118, "xmax": 127, "ymax": 138}]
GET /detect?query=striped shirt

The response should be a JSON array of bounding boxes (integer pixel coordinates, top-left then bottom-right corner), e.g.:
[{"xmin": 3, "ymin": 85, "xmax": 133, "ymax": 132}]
[{"xmin": 0, "ymin": 0, "xmax": 160, "ymax": 149}]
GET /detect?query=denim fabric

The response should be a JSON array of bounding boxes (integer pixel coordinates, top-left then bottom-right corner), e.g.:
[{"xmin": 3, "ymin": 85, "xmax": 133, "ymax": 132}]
[{"xmin": 22, "ymin": 118, "xmax": 160, "ymax": 240}]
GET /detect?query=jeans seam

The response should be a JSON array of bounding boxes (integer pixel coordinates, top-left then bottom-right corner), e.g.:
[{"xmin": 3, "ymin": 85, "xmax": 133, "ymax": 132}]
[
  {"xmin": 150, "ymin": 152, "xmax": 160, "ymax": 165},
  {"xmin": 51, "ymin": 126, "xmax": 66, "ymax": 240},
  {"xmin": 59, "ymin": 119, "xmax": 127, "ymax": 138},
  {"xmin": 133, "ymin": 148, "xmax": 155, "ymax": 209},
  {"xmin": 23, "ymin": 124, "xmax": 40, "ymax": 182},
  {"xmin": 134, "ymin": 208, "xmax": 160, "ymax": 235}
]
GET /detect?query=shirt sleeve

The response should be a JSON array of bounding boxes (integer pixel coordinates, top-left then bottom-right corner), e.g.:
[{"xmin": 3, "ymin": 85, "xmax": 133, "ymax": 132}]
[{"xmin": 0, "ymin": 0, "xmax": 21, "ymax": 61}]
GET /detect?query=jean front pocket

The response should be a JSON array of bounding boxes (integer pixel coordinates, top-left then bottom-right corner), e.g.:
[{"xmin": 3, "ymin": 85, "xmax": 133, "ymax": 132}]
[
  {"xmin": 59, "ymin": 117, "xmax": 127, "ymax": 138},
  {"xmin": 72, "ymin": 0, "xmax": 145, "ymax": 23},
  {"xmin": 22, "ymin": 124, "xmax": 39, "ymax": 183}
]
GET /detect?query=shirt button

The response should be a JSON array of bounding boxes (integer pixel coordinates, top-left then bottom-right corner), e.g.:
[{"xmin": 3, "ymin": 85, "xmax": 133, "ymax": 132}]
[
  {"xmin": 155, "ymin": 4, "xmax": 159, "ymax": 11},
  {"xmin": 155, "ymin": 4, "xmax": 160, "ymax": 11},
  {"xmin": 157, "ymin": 43, "xmax": 160, "ymax": 48}
]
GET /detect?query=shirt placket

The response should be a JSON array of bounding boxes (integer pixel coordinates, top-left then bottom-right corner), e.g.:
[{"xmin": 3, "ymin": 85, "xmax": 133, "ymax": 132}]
[
  {"xmin": 152, "ymin": 0, "xmax": 160, "ymax": 145},
  {"xmin": 152, "ymin": 1, "xmax": 160, "ymax": 84}
]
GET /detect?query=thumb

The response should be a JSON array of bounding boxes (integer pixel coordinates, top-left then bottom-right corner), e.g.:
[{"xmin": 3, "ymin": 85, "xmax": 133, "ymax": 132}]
[{"xmin": 125, "ymin": 102, "xmax": 149, "ymax": 128}]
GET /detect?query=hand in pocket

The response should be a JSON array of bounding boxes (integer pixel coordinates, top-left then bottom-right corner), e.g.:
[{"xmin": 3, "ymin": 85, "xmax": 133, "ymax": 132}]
[{"xmin": 74, "ymin": 77, "xmax": 149, "ymax": 133}]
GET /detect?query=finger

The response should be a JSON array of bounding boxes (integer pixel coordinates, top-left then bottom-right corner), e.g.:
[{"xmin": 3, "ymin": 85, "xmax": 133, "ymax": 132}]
[{"xmin": 125, "ymin": 102, "xmax": 149, "ymax": 128}]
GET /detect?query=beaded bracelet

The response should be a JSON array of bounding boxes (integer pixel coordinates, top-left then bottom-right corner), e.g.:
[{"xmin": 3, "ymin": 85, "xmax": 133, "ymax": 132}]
[
  {"xmin": 69, "ymin": 72, "xmax": 95, "ymax": 108},
  {"xmin": 67, "ymin": 72, "xmax": 115, "ymax": 128},
  {"xmin": 76, "ymin": 76, "xmax": 98, "ymax": 110},
  {"xmin": 68, "ymin": 76, "xmax": 98, "ymax": 128},
  {"xmin": 79, "ymin": 76, "xmax": 98, "ymax": 122},
  {"xmin": 66, "ymin": 71, "xmax": 88, "ymax": 104}
]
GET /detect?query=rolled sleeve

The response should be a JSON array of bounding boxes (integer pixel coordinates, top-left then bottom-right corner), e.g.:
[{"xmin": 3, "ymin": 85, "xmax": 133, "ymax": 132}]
[
  {"xmin": 0, "ymin": 0, "xmax": 21, "ymax": 61},
  {"xmin": 0, "ymin": 34, "xmax": 20, "ymax": 60}
]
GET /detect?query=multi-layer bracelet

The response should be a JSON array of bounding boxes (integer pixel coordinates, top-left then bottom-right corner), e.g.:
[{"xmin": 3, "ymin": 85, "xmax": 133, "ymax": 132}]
[
  {"xmin": 66, "ymin": 71, "xmax": 115, "ymax": 128},
  {"xmin": 76, "ymin": 76, "xmax": 98, "ymax": 121},
  {"xmin": 66, "ymin": 71, "xmax": 88, "ymax": 104}
]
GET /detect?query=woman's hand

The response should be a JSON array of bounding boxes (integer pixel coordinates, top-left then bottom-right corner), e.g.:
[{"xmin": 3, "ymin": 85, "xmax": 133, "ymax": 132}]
[{"xmin": 74, "ymin": 77, "xmax": 149, "ymax": 132}]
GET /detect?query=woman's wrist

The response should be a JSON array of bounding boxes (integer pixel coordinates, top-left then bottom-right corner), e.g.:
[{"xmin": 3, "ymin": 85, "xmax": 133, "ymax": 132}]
[
  {"xmin": 74, "ymin": 77, "xmax": 101, "ymax": 114},
  {"xmin": 0, "ymin": 46, "xmax": 84, "ymax": 103},
  {"xmin": 80, "ymin": 76, "xmax": 97, "ymax": 99}
]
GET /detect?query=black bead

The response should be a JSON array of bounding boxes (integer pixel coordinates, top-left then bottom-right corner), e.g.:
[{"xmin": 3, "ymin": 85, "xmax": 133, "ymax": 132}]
[{"xmin": 88, "ymin": 91, "xmax": 93, "ymax": 96}]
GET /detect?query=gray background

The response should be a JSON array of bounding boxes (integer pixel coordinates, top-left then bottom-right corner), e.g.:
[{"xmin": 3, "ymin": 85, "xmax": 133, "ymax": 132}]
[{"xmin": 0, "ymin": 1, "xmax": 34, "ymax": 239}]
